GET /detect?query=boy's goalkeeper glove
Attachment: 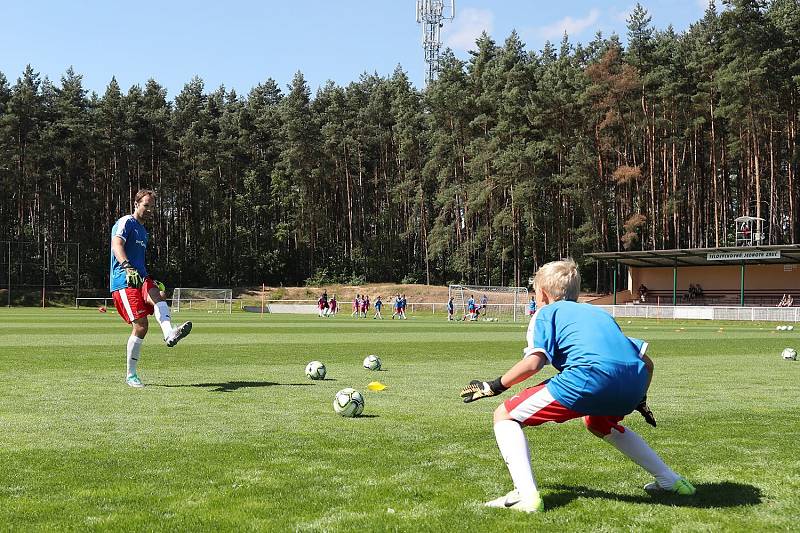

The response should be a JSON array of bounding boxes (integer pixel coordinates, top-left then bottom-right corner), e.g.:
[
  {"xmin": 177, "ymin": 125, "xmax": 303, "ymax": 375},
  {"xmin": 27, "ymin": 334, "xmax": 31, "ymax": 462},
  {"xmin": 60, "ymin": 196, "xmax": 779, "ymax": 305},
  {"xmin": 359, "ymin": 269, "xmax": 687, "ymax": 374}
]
[
  {"xmin": 460, "ymin": 377, "xmax": 508, "ymax": 403},
  {"xmin": 635, "ymin": 396, "xmax": 657, "ymax": 427},
  {"xmin": 120, "ymin": 260, "xmax": 143, "ymax": 289}
]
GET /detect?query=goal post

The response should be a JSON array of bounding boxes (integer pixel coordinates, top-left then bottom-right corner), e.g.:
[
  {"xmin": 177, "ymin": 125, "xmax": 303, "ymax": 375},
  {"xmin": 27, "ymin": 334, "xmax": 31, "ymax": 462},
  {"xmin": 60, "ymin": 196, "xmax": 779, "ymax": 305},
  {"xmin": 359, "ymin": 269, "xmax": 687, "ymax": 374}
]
[
  {"xmin": 448, "ymin": 284, "xmax": 529, "ymax": 322},
  {"xmin": 172, "ymin": 287, "xmax": 233, "ymax": 314}
]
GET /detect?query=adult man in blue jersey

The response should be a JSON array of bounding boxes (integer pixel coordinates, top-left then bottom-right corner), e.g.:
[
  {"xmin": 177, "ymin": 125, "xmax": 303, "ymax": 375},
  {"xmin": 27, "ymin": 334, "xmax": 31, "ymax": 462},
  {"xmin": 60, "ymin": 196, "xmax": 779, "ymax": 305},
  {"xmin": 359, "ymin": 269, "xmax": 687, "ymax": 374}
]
[{"xmin": 110, "ymin": 189, "xmax": 192, "ymax": 388}]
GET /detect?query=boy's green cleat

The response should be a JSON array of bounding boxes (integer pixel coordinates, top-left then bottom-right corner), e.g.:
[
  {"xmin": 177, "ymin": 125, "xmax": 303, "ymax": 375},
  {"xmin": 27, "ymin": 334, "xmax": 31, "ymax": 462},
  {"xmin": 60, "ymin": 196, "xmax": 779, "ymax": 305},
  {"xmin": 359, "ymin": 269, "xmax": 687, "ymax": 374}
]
[
  {"xmin": 644, "ymin": 477, "xmax": 696, "ymax": 496},
  {"xmin": 126, "ymin": 374, "xmax": 144, "ymax": 388},
  {"xmin": 484, "ymin": 490, "xmax": 544, "ymax": 513}
]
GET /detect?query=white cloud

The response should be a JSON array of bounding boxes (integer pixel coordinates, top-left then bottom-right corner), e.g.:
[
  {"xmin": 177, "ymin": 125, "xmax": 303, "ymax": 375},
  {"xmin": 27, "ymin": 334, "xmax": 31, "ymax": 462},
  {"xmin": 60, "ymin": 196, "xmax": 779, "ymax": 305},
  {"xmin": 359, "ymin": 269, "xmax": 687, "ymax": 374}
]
[
  {"xmin": 534, "ymin": 9, "xmax": 600, "ymax": 41},
  {"xmin": 614, "ymin": 5, "xmax": 636, "ymax": 24},
  {"xmin": 442, "ymin": 7, "xmax": 494, "ymax": 51}
]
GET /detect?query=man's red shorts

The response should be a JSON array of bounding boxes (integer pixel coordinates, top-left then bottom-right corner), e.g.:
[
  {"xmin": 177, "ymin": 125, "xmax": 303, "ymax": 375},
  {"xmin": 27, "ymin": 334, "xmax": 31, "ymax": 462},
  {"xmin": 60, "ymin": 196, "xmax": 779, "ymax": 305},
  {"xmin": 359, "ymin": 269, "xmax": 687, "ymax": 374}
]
[{"xmin": 112, "ymin": 277, "xmax": 156, "ymax": 324}]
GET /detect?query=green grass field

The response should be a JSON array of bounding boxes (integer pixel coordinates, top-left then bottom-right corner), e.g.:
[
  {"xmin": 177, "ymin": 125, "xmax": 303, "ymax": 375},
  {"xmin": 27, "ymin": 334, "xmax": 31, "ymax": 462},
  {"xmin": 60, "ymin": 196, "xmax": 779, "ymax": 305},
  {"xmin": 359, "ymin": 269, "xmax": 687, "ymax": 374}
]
[{"xmin": 1, "ymin": 309, "xmax": 798, "ymax": 531}]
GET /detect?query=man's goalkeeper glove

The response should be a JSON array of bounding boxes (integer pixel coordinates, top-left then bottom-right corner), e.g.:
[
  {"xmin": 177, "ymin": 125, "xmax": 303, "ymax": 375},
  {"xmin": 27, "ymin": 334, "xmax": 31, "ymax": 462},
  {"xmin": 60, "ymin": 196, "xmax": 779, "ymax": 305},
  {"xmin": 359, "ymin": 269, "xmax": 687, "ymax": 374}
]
[
  {"xmin": 120, "ymin": 260, "xmax": 143, "ymax": 289},
  {"xmin": 460, "ymin": 377, "xmax": 508, "ymax": 403},
  {"xmin": 635, "ymin": 395, "xmax": 657, "ymax": 427}
]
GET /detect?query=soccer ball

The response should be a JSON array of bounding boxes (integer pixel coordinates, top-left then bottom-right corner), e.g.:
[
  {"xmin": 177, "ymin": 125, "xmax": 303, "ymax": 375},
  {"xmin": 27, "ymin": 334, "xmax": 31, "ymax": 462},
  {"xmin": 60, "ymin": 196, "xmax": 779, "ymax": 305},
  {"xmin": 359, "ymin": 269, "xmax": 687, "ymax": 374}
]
[
  {"xmin": 363, "ymin": 354, "xmax": 381, "ymax": 371},
  {"xmin": 333, "ymin": 388, "xmax": 364, "ymax": 417},
  {"xmin": 305, "ymin": 361, "xmax": 326, "ymax": 380},
  {"xmin": 782, "ymin": 348, "xmax": 797, "ymax": 361},
  {"xmin": 776, "ymin": 325, "xmax": 785, "ymax": 331},
  {"xmin": 788, "ymin": 326, "xmax": 795, "ymax": 331}
]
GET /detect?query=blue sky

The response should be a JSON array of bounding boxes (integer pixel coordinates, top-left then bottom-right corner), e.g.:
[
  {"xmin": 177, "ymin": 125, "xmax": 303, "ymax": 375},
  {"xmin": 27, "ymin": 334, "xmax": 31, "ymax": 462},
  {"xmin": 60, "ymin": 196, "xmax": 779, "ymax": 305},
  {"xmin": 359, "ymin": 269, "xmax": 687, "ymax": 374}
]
[{"xmin": 1, "ymin": 1, "xmax": 712, "ymax": 98}]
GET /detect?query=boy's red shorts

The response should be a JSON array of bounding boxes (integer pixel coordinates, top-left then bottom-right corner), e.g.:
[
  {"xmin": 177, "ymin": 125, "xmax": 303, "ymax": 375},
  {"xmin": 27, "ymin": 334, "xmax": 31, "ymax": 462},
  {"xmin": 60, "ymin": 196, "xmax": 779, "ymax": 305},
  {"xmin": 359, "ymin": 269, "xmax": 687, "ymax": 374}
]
[
  {"xmin": 112, "ymin": 277, "xmax": 156, "ymax": 324},
  {"xmin": 504, "ymin": 383, "xmax": 626, "ymax": 436}
]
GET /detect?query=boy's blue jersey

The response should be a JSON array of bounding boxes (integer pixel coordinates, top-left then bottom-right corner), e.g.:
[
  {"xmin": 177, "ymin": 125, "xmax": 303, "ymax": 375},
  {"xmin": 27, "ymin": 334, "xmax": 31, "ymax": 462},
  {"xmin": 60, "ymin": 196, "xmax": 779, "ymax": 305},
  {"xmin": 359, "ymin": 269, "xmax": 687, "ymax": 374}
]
[
  {"xmin": 109, "ymin": 215, "xmax": 149, "ymax": 292},
  {"xmin": 528, "ymin": 301, "xmax": 536, "ymax": 312},
  {"xmin": 375, "ymin": 300, "xmax": 382, "ymax": 309},
  {"xmin": 525, "ymin": 300, "xmax": 648, "ymax": 416}
]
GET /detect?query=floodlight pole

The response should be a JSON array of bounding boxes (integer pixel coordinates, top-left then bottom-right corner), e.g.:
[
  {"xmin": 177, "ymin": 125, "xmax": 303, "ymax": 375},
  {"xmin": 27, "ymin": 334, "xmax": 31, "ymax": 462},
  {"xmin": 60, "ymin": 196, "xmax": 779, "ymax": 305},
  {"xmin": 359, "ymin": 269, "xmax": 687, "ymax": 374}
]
[
  {"xmin": 42, "ymin": 239, "xmax": 46, "ymax": 308},
  {"xmin": 6, "ymin": 241, "xmax": 10, "ymax": 307},
  {"xmin": 76, "ymin": 242, "xmax": 80, "ymax": 302}
]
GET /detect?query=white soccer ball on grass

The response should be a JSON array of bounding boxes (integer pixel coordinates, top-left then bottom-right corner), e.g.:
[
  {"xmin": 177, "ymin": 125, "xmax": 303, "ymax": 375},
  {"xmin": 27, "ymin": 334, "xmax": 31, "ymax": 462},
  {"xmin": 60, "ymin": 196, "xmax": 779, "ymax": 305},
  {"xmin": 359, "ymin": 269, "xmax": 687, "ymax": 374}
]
[
  {"xmin": 363, "ymin": 354, "xmax": 382, "ymax": 371},
  {"xmin": 782, "ymin": 348, "xmax": 797, "ymax": 361},
  {"xmin": 305, "ymin": 361, "xmax": 327, "ymax": 380},
  {"xmin": 333, "ymin": 388, "xmax": 364, "ymax": 417}
]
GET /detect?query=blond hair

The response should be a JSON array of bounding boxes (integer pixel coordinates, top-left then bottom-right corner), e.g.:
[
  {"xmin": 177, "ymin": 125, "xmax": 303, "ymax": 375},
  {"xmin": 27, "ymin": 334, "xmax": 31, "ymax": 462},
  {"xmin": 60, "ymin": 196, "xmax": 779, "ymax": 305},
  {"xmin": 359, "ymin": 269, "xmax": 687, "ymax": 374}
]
[{"xmin": 532, "ymin": 258, "xmax": 580, "ymax": 302}]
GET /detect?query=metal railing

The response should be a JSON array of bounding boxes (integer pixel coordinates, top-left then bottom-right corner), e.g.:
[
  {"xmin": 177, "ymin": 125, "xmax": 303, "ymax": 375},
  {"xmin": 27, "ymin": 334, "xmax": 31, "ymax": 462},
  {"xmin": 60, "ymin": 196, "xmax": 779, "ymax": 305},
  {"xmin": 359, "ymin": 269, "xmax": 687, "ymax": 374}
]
[{"xmin": 598, "ymin": 304, "xmax": 800, "ymax": 322}]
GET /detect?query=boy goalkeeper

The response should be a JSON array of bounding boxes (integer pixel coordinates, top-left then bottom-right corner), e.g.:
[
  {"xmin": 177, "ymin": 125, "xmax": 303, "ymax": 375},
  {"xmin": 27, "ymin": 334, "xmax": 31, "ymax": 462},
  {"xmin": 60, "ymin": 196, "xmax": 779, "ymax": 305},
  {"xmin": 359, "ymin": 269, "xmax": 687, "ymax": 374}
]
[{"xmin": 460, "ymin": 259, "xmax": 694, "ymax": 513}]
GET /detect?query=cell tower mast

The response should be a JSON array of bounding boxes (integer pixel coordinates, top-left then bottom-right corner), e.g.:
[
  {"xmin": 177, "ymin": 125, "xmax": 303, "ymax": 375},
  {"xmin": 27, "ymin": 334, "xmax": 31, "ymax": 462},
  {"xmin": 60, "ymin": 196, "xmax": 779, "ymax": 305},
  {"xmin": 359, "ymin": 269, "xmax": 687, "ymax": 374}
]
[{"xmin": 416, "ymin": 0, "xmax": 455, "ymax": 85}]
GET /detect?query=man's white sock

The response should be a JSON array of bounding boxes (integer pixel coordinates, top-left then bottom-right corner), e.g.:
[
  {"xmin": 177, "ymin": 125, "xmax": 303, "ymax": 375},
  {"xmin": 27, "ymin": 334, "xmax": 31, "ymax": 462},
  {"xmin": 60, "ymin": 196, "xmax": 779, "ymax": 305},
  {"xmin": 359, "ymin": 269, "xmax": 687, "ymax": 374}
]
[
  {"xmin": 604, "ymin": 427, "xmax": 679, "ymax": 487},
  {"xmin": 494, "ymin": 419, "xmax": 538, "ymax": 498},
  {"xmin": 154, "ymin": 301, "xmax": 174, "ymax": 340},
  {"xmin": 127, "ymin": 335, "xmax": 143, "ymax": 377}
]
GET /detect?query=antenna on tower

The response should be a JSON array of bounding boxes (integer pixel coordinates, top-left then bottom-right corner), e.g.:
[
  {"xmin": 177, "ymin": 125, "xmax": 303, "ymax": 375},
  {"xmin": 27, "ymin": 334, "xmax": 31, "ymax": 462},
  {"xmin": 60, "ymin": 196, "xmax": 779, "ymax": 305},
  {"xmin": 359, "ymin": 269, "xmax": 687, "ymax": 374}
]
[{"xmin": 416, "ymin": 0, "xmax": 455, "ymax": 86}]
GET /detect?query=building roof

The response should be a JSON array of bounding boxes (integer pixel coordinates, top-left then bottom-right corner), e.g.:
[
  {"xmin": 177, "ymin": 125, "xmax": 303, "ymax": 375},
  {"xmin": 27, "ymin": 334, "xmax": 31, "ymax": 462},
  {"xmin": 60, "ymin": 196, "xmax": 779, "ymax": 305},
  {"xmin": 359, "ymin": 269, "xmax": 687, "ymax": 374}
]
[{"xmin": 586, "ymin": 244, "xmax": 800, "ymax": 267}]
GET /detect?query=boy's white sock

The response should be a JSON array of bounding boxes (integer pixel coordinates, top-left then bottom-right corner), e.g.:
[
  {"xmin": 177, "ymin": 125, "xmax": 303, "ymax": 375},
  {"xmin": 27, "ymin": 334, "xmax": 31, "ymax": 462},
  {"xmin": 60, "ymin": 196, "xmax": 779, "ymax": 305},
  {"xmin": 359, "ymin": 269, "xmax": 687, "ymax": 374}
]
[
  {"xmin": 154, "ymin": 301, "xmax": 174, "ymax": 340},
  {"xmin": 494, "ymin": 419, "xmax": 538, "ymax": 498},
  {"xmin": 127, "ymin": 335, "xmax": 144, "ymax": 377},
  {"xmin": 604, "ymin": 427, "xmax": 679, "ymax": 487}
]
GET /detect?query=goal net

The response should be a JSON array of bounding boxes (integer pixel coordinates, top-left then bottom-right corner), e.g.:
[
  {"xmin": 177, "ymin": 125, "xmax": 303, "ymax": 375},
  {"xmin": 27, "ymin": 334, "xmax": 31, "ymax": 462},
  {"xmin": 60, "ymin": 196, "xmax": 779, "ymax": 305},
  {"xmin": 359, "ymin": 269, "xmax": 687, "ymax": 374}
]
[
  {"xmin": 172, "ymin": 287, "xmax": 233, "ymax": 314},
  {"xmin": 448, "ymin": 285, "xmax": 529, "ymax": 322}
]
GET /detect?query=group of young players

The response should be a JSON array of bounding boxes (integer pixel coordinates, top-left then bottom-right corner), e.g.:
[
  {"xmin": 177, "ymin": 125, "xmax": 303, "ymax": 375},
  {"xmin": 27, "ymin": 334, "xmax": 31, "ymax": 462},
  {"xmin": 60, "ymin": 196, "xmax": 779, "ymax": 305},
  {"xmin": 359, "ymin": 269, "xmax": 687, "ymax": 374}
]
[
  {"xmin": 110, "ymin": 189, "xmax": 696, "ymax": 513},
  {"xmin": 316, "ymin": 291, "xmax": 338, "ymax": 317},
  {"xmin": 315, "ymin": 292, "xmax": 409, "ymax": 319}
]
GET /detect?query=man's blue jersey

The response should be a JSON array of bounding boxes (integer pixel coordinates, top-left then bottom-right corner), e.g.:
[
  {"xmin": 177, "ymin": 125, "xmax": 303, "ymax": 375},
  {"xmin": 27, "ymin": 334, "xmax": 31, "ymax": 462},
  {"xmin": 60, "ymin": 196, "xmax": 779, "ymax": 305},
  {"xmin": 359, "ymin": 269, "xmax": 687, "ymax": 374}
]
[
  {"xmin": 524, "ymin": 300, "xmax": 648, "ymax": 416},
  {"xmin": 375, "ymin": 300, "xmax": 382, "ymax": 309},
  {"xmin": 110, "ymin": 215, "xmax": 149, "ymax": 292}
]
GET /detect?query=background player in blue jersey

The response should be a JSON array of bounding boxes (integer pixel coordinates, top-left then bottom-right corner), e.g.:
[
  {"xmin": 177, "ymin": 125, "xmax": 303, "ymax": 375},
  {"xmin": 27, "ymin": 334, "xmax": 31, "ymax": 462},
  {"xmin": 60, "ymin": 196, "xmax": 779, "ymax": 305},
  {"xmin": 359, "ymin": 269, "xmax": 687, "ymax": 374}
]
[
  {"xmin": 460, "ymin": 259, "xmax": 694, "ymax": 513},
  {"xmin": 110, "ymin": 189, "xmax": 192, "ymax": 388}
]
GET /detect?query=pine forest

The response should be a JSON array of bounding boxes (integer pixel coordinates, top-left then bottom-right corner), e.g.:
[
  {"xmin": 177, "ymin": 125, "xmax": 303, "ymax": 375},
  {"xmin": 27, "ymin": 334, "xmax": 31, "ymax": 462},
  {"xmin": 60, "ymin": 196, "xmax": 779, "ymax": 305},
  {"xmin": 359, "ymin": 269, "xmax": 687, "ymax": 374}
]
[{"xmin": 0, "ymin": 1, "xmax": 798, "ymax": 293}]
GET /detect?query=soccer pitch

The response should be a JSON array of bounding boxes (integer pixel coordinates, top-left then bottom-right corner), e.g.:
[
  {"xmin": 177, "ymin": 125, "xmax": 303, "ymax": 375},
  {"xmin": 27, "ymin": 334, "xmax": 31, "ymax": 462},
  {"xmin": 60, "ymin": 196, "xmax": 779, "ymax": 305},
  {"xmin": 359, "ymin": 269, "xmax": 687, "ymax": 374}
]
[{"xmin": 1, "ymin": 310, "xmax": 798, "ymax": 531}]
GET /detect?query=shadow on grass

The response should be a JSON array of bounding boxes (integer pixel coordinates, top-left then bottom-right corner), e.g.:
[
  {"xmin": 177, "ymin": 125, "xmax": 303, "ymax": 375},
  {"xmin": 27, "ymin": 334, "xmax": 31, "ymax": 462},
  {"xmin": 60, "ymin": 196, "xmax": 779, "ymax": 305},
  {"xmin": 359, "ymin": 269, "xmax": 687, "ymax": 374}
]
[
  {"xmin": 545, "ymin": 482, "xmax": 761, "ymax": 510},
  {"xmin": 151, "ymin": 381, "xmax": 313, "ymax": 393}
]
